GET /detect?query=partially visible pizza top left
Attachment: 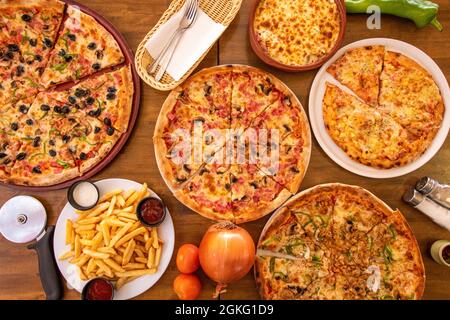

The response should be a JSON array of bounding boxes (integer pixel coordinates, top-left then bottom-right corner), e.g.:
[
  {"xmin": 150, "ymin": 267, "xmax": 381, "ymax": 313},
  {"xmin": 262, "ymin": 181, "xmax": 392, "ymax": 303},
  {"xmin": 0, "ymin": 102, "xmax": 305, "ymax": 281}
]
[{"xmin": 0, "ymin": 0, "xmax": 134, "ymax": 187}]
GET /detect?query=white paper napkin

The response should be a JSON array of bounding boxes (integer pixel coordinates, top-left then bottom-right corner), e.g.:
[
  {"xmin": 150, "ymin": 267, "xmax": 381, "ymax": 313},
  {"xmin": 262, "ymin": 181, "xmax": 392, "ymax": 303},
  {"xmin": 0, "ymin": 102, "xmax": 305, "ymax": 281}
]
[{"xmin": 145, "ymin": 2, "xmax": 226, "ymax": 81}]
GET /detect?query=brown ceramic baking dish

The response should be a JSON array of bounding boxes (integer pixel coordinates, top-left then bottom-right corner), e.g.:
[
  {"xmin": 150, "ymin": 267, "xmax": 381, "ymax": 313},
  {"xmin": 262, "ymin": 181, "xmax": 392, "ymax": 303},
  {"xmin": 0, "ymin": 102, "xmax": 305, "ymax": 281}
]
[{"xmin": 248, "ymin": 0, "xmax": 347, "ymax": 72}]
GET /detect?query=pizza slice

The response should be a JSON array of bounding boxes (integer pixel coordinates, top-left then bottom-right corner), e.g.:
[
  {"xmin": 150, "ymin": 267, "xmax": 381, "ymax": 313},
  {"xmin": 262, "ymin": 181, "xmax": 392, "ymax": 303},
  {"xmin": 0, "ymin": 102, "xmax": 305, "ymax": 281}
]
[
  {"xmin": 174, "ymin": 160, "xmax": 233, "ymax": 222},
  {"xmin": 59, "ymin": 66, "xmax": 133, "ymax": 133},
  {"xmin": 323, "ymin": 83, "xmax": 415, "ymax": 169},
  {"xmin": 41, "ymin": 5, "xmax": 125, "ymax": 87},
  {"xmin": 230, "ymin": 163, "xmax": 291, "ymax": 224},
  {"xmin": 231, "ymin": 66, "xmax": 282, "ymax": 129},
  {"xmin": 327, "ymin": 45, "xmax": 385, "ymax": 106},
  {"xmin": 0, "ymin": 0, "xmax": 65, "ymax": 81},
  {"xmin": 180, "ymin": 65, "xmax": 232, "ymax": 127},
  {"xmin": 379, "ymin": 51, "xmax": 443, "ymax": 146}
]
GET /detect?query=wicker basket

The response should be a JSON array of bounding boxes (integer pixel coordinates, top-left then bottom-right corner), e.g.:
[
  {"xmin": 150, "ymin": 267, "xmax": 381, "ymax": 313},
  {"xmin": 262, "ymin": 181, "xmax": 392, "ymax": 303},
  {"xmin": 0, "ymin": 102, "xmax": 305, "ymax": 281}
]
[{"xmin": 135, "ymin": 0, "xmax": 242, "ymax": 91}]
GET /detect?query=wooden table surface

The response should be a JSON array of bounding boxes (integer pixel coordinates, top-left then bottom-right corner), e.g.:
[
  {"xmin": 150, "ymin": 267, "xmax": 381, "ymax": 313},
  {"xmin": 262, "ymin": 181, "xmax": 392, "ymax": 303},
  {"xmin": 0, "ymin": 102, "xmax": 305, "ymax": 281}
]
[{"xmin": 0, "ymin": 0, "xmax": 449, "ymax": 300}]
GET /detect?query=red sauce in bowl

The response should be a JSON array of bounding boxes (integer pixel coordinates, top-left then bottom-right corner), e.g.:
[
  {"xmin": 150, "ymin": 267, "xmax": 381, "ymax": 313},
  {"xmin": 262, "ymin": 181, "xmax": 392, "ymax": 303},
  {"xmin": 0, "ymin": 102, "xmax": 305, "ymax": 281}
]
[
  {"xmin": 84, "ymin": 278, "xmax": 114, "ymax": 300},
  {"xmin": 139, "ymin": 197, "xmax": 165, "ymax": 225}
]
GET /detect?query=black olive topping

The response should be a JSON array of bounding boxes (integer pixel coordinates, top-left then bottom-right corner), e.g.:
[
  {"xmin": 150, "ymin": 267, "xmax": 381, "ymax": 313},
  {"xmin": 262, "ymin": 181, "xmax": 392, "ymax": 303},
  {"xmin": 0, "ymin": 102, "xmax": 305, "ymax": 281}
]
[
  {"xmin": 103, "ymin": 118, "xmax": 111, "ymax": 126},
  {"xmin": 58, "ymin": 49, "xmax": 66, "ymax": 57},
  {"xmin": 67, "ymin": 34, "xmax": 76, "ymax": 41},
  {"xmin": 53, "ymin": 106, "xmax": 62, "ymax": 113},
  {"xmin": 62, "ymin": 135, "xmax": 71, "ymax": 143},
  {"xmin": 26, "ymin": 119, "xmax": 33, "ymax": 126},
  {"xmin": 64, "ymin": 55, "xmax": 73, "ymax": 63},
  {"xmin": 10, "ymin": 122, "xmax": 18, "ymax": 131},
  {"xmin": 0, "ymin": 153, "xmax": 6, "ymax": 159},
  {"xmin": 35, "ymin": 54, "xmax": 42, "ymax": 62},
  {"xmin": 61, "ymin": 106, "xmax": 70, "ymax": 114},
  {"xmin": 19, "ymin": 104, "xmax": 29, "ymax": 114},
  {"xmin": 95, "ymin": 50, "xmax": 104, "ymax": 60},
  {"xmin": 87, "ymin": 42, "xmax": 97, "ymax": 50},
  {"xmin": 88, "ymin": 110, "xmax": 96, "ymax": 117},
  {"xmin": 92, "ymin": 63, "xmax": 101, "ymax": 71},
  {"xmin": 225, "ymin": 183, "xmax": 231, "ymax": 191},
  {"xmin": 231, "ymin": 176, "xmax": 238, "ymax": 183},
  {"xmin": 48, "ymin": 139, "xmax": 55, "ymax": 146},
  {"xmin": 32, "ymin": 166, "xmax": 42, "ymax": 174},
  {"xmin": 106, "ymin": 127, "xmax": 114, "ymax": 136},
  {"xmin": 79, "ymin": 152, "xmax": 87, "ymax": 160},
  {"xmin": 16, "ymin": 152, "xmax": 26, "ymax": 161},
  {"xmin": 68, "ymin": 96, "xmax": 76, "ymax": 104},
  {"xmin": 32, "ymin": 137, "xmax": 41, "ymax": 147},
  {"xmin": 290, "ymin": 166, "xmax": 300, "ymax": 173},
  {"xmin": 106, "ymin": 92, "xmax": 116, "ymax": 100},
  {"xmin": 3, "ymin": 158, "xmax": 11, "ymax": 165},
  {"xmin": 86, "ymin": 97, "xmax": 95, "ymax": 105},
  {"xmin": 94, "ymin": 126, "xmax": 101, "ymax": 133},
  {"xmin": 16, "ymin": 65, "xmax": 25, "ymax": 77},
  {"xmin": 21, "ymin": 14, "xmax": 32, "ymax": 22},
  {"xmin": 29, "ymin": 38, "xmax": 37, "ymax": 47},
  {"xmin": 49, "ymin": 150, "xmax": 57, "ymax": 157},
  {"xmin": 75, "ymin": 88, "xmax": 87, "ymax": 98},
  {"xmin": 107, "ymin": 86, "xmax": 117, "ymax": 93},
  {"xmin": 40, "ymin": 104, "xmax": 50, "ymax": 111},
  {"xmin": 43, "ymin": 38, "xmax": 52, "ymax": 48},
  {"xmin": 8, "ymin": 44, "xmax": 19, "ymax": 52}
]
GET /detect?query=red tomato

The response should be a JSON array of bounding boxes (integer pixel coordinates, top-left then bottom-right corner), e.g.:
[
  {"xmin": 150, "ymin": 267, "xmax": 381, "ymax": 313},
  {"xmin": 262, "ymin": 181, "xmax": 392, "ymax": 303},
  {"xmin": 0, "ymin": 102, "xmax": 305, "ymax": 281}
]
[
  {"xmin": 176, "ymin": 243, "xmax": 200, "ymax": 274},
  {"xmin": 173, "ymin": 274, "xmax": 202, "ymax": 300}
]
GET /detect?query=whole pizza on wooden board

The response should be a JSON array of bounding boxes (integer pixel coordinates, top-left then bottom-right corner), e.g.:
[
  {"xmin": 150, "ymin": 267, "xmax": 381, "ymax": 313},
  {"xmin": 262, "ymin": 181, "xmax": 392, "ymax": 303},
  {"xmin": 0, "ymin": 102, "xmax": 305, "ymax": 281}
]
[
  {"xmin": 153, "ymin": 65, "xmax": 311, "ymax": 224},
  {"xmin": 255, "ymin": 183, "xmax": 425, "ymax": 300},
  {"xmin": 323, "ymin": 45, "xmax": 444, "ymax": 169},
  {"xmin": 0, "ymin": 0, "xmax": 134, "ymax": 187}
]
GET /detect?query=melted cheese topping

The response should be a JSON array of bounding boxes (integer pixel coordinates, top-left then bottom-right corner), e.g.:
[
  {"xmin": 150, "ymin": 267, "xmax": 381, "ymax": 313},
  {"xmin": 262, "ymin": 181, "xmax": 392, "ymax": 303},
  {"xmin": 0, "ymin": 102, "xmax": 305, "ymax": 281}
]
[{"xmin": 254, "ymin": 0, "xmax": 340, "ymax": 66}]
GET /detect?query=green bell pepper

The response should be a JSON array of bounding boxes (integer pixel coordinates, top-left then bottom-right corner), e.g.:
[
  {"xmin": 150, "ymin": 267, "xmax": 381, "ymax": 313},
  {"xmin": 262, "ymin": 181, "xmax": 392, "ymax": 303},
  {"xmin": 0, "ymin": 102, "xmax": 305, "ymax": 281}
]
[{"xmin": 345, "ymin": 0, "xmax": 443, "ymax": 31}]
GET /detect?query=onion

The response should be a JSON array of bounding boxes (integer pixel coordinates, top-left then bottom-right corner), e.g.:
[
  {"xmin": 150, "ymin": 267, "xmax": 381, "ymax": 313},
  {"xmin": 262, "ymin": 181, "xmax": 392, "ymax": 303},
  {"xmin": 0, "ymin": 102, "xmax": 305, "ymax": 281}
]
[{"xmin": 199, "ymin": 222, "xmax": 255, "ymax": 298}]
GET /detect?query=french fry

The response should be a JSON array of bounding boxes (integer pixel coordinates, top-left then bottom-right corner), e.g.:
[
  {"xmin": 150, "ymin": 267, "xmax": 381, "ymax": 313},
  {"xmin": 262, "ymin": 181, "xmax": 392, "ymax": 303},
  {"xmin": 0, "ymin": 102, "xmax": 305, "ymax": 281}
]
[
  {"xmin": 106, "ymin": 196, "xmax": 116, "ymax": 216},
  {"xmin": 118, "ymin": 217, "xmax": 136, "ymax": 224},
  {"xmin": 147, "ymin": 247, "xmax": 155, "ymax": 269},
  {"xmin": 123, "ymin": 189, "xmax": 135, "ymax": 202},
  {"xmin": 134, "ymin": 248, "xmax": 145, "ymax": 258},
  {"xmin": 116, "ymin": 195, "xmax": 126, "ymax": 208},
  {"xmin": 129, "ymin": 221, "xmax": 142, "ymax": 233},
  {"xmin": 104, "ymin": 258, "xmax": 125, "ymax": 273},
  {"xmin": 113, "ymin": 255, "xmax": 123, "ymax": 265},
  {"xmin": 152, "ymin": 228, "xmax": 159, "ymax": 249},
  {"xmin": 105, "ymin": 219, "xmax": 128, "ymax": 227},
  {"xmin": 80, "ymin": 239, "xmax": 94, "ymax": 246},
  {"xmin": 124, "ymin": 191, "xmax": 139, "ymax": 208},
  {"xmin": 117, "ymin": 212, "xmax": 138, "ymax": 221},
  {"xmin": 122, "ymin": 239, "xmax": 136, "ymax": 266},
  {"xmin": 76, "ymin": 254, "xmax": 90, "ymax": 267},
  {"xmin": 155, "ymin": 247, "xmax": 162, "ymax": 267},
  {"xmin": 59, "ymin": 251, "xmax": 74, "ymax": 260},
  {"xmin": 108, "ymin": 222, "xmax": 133, "ymax": 248},
  {"xmin": 115, "ymin": 269, "xmax": 156, "ymax": 278},
  {"xmin": 83, "ymin": 248, "xmax": 110, "ymax": 260},
  {"xmin": 145, "ymin": 237, "xmax": 153, "ymax": 251},
  {"xmin": 114, "ymin": 227, "xmax": 146, "ymax": 248},
  {"xmin": 95, "ymin": 259, "xmax": 114, "ymax": 278},
  {"xmin": 87, "ymin": 202, "xmax": 110, "ymax": 217},
  {"xmin": 123, "ymin": 263, "xmax": 145, "ymax": 270},
  {"xmin": 135, "ymin": 257, "xmax": 148, "ymax": 264},
  {"xmin": 99, "ymin": 189, "xmax": 123, "ymax": 203},
  {"xmin": 77, "ymin": 266, "xmax": 87, "ymax": 281},
  {"xmin": 66, "ymin": 220, "xmax": 73, "ymax": 245},
  {"xmin": 97, "ymin": 247, "xmax": 117, "ymax": 255},
  {"xmin": 75, "ymin": 224, "xmax": 96, "ymax": 232},
  {"xmin": 86, "ymin": 258, "xmax": 97, "ymax": 274},
  {"xmin": 100, "ymin": 222, "xmax": 110, "ymax": 246},
  {"xmin": 74, "ymin": 234, "xmax": 81, "ymax": 258},
  {"xmin": 116, "ymin": 277, "xmax": 129, "ymax": 290},
  {"xmin": 76, "ymin": 217, "xmax": 102, "ymax": 225}
]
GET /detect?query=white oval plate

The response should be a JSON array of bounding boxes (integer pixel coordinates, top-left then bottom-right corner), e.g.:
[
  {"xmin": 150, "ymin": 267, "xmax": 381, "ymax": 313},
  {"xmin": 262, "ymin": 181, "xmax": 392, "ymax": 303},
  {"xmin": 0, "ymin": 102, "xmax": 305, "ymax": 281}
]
[
  {"xmin": 53, "ymin": 178, "xmax": 175, "ymax": 300},
  {"xmin": 309, "ymin": 38, "xmax": 450, "ymax": 179}
]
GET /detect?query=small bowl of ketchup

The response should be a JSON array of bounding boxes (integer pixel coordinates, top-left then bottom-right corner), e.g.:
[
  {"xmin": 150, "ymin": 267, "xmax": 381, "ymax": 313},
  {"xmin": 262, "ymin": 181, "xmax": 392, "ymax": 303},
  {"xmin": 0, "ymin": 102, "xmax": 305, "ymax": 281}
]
[
  {"xmin": 136, "ymin": 197, "xmax": 166, "ymax": 227},
  {"xmin": 81, "ymin": 278, "xmax": 114, "ymax": 300}
]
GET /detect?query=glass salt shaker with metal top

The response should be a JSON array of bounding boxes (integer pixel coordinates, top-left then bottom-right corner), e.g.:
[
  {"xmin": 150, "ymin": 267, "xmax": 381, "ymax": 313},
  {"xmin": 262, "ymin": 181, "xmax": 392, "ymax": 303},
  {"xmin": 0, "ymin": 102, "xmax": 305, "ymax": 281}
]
[
  {"xmin": 416, "ymin": 177, "xmax": 450, "ymax": 210},
  {"xmin": 403, "ymin": 187, "xmax": 450, "ymax": 232}
]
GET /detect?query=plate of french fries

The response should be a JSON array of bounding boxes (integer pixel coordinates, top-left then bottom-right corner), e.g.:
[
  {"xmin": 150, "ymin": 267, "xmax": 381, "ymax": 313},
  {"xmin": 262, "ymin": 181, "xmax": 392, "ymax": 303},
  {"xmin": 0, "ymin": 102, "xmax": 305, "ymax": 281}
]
[{"xmin": 53, "ymin": 178, "xmax": 175, "ymax": 300}]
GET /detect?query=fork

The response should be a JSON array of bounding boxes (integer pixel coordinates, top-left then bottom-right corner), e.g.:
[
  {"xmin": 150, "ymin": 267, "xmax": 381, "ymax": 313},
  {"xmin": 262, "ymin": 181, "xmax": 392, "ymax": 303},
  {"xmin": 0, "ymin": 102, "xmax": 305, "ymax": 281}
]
[{"xmin": 147, "ymin": 0, "xmax": 199, "ymax": 79}]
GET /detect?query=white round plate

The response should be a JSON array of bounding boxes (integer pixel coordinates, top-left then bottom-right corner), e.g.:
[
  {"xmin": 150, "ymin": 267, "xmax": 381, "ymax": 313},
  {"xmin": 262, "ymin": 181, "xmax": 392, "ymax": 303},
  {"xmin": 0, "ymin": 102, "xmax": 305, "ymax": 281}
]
[
  {"xmin": 53, "ymin": 178, "xmax": 175, "ymax": 300},
  {"xmin": 309, "ymin": 38, "xmax": 450, "ymax": 179}
]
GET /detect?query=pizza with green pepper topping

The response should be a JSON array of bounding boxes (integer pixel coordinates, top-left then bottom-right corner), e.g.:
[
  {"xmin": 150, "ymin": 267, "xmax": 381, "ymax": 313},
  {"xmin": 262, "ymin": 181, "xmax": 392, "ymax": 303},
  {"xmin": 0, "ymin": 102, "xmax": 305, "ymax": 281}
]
[
  {"xmin": 41, "ymin": 5, "xmax": 124, "ymax": 87},
  {"xmin": 255, "ymin": 184, "xmax": 425, "ymax": 300}
]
